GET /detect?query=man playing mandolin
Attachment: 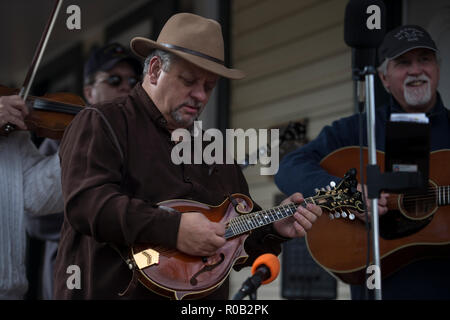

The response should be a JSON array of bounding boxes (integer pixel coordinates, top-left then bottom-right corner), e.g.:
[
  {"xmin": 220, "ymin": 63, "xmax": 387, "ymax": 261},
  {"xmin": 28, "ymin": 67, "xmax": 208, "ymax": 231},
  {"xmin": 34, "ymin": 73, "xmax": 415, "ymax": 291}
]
[
  {"xmin": 54, "ymin": 13, "xmax": 322, "ymax": 299},
  {"xmin": 275, "ymin": 25, "xmax": 450, "ymax": 299}
]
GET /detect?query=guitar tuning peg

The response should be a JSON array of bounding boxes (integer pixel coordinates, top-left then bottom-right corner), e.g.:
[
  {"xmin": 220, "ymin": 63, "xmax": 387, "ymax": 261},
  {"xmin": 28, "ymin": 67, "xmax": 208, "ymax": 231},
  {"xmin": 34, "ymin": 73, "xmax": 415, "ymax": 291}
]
[
  {"xmin": 349, "ymin": 213, "xmax": 355, "ymax": 220},
  {"xmin": 326, "ymin": 185, "xmax": 331, "ymax": 191},
  {"xmin": 330, "ymin": 181, "xmax": 336, "ymax": 188},
  {"xmin": 321, "ymin": 187, "xmax": 326, "ymax": 191},
  {"xmin": 341, "ymin": 211, "xmax": 348, "ymax": 219},
  {"xmin": 328, "ymin": 212, "xmax": 334, "ymax": 220},
  {"xmin": 334, "ymin": 212, "xmax": 341, "ymax": 219}
]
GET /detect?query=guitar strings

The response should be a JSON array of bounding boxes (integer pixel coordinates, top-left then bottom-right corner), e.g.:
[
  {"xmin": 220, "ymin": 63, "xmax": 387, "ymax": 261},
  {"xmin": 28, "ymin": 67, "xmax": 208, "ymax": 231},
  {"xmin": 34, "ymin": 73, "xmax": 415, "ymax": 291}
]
[
  {"xmin": 402, "ymin": 186, "xmax": 448, "ymax": 203},
  {"xmin": 352, "ymin": 186, "xmax": 449, "ymax": 208}
]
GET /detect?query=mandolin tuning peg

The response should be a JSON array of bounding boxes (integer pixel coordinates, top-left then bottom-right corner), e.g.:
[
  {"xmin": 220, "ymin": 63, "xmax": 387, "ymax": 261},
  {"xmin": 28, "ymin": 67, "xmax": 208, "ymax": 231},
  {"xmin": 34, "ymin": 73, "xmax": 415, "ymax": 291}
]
[
  {"xmin": 349, "ymin": 213, "xmax": 355, "ymax": 220},
  {"xmin": 328, "ymin": 212, "xmax": 335, "ymax": 220},
  {"xmin": 341, "ymin": 211, "xmax": 348, "ymax": 219},
  {"xmin": 330, "ymin": 181, "xmax": 336, "ymax": 189}
]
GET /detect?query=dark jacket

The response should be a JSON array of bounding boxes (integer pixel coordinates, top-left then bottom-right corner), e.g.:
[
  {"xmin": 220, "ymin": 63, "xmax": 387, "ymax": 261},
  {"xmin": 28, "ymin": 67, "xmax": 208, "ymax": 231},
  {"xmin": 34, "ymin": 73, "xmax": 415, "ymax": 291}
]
[{"xmin": 54, "ymin": 84, "xmax": 286, "ymax": 299}]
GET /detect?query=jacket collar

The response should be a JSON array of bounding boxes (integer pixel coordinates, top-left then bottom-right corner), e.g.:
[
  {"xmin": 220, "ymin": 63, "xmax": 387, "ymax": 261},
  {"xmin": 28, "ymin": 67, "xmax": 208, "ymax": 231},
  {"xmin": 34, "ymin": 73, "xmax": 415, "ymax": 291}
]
[{"xmin": 132, "ymin": 83, "xmax": 169, "ymax": 130}]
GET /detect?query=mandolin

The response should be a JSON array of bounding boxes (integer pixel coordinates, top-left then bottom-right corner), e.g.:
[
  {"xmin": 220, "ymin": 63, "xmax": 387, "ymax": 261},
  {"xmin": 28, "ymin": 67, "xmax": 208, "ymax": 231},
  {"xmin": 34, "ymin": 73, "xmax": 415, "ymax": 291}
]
[
  {"xmin": 306, "ymin": 146, "xmax": 450, "ymax": 285},
  {"xmin": 128, "ymin": 169, "xmax": 363, "ymax": 300}
]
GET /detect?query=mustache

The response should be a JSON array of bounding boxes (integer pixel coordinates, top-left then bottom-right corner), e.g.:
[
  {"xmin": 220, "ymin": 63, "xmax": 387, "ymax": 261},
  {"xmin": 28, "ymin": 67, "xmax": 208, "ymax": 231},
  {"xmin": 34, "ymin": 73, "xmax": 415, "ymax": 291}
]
[
  {"xmin": 176, "ymin": 99, "xmax": 204, "ymax": 111},
  {"xmin": 403, "ymin": 74, "xmax": 430, "ymax": 86}
]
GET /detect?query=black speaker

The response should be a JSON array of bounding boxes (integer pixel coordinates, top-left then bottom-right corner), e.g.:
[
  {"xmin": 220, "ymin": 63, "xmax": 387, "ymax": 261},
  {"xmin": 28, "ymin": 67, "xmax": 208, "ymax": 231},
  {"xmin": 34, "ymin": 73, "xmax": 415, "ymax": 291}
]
[{"xmin": 281, "ymin": 233, "xmax": 337, "ymax": 299}]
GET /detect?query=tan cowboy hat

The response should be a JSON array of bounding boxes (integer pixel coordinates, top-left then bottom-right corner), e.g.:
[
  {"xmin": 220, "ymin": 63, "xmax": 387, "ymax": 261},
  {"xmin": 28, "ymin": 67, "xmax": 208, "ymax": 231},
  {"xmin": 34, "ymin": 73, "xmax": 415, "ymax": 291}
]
[{"xmin": 130, "ymin": 13, "xmax": 245, "ymax": 80}]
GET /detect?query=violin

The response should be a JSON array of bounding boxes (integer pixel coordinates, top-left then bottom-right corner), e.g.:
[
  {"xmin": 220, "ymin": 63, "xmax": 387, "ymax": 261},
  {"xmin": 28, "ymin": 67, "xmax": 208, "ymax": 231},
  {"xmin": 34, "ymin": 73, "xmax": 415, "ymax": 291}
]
[
  {"xmin": 0, "ymin": 85, "xmax": 85, "ymax": 140},
  {"xmin": 0, "ymin": 0, "xmax": 84, "ymax": 140}
]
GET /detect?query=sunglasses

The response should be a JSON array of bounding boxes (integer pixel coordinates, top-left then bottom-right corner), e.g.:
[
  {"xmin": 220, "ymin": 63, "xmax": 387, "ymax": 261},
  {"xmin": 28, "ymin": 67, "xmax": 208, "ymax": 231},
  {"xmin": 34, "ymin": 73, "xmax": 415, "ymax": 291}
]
[{"xmin": 96, "ymin": 74, "xmax": 140, "ymax": 88}]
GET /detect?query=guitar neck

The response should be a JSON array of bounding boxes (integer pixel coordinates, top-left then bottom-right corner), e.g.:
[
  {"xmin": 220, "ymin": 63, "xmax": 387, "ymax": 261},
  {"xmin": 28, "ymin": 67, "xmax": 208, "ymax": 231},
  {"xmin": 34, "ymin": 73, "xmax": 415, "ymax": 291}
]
[{"xmin": 224, "ymin": 197, "xmax": 315, "ymax": 239}]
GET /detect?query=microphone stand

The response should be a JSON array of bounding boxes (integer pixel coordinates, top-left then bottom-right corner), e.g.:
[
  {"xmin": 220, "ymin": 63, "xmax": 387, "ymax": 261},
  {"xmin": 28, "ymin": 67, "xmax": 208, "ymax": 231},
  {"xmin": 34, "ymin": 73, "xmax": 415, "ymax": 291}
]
[
  {"xmin": 355, "ymin": 64, "xmax": 427, "ymax": 301},
  {"xmin": 360, "ymin": 65, "xmax": 382, "ymax": 300}
]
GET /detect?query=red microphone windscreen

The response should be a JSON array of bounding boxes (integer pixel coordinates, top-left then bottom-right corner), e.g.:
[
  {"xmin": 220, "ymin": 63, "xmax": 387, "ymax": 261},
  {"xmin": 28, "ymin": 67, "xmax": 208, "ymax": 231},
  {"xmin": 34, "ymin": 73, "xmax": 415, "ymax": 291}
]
[{"xmin": 251, "ymin": 253, "xmax": 280, "ymax": 285}]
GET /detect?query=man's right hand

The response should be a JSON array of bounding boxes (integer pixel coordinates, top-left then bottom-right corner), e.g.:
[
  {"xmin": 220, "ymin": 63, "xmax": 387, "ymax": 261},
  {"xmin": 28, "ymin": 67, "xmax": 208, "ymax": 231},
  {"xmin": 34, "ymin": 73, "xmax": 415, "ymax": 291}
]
[
  {"xmin": 0, "ymin": 95, "xmax": 28, "ymax": 131},
  {"xmin": 176, "ymin": 211, "xmax": 226, "ymax": 256}
]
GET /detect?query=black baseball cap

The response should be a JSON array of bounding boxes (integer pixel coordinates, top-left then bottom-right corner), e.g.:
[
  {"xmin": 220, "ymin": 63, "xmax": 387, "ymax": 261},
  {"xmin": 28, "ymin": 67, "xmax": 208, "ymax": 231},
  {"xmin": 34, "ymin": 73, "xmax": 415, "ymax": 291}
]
[
  {"xmin": 378, "ymin": 25, "xmax": 438, "ymax": 66},
  {"xmin": 84, "ymin": 43, "xmax": 142, "ymax": 84}
]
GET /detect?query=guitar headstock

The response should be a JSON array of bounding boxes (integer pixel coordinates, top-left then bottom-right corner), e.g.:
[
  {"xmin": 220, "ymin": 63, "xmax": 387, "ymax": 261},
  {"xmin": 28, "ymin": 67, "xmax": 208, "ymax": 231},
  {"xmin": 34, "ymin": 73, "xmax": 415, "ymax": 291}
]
[{"xmin": 312, "ymin": 168, "xmax": 364, "ymax": 220}]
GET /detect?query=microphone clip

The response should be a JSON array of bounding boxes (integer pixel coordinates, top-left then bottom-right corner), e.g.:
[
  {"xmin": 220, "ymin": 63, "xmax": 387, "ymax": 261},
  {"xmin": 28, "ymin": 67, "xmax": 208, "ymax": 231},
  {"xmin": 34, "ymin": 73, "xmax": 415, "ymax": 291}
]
[{"xmin": 232, "ymin": 270, "xmax": 267, "ymax": 300}]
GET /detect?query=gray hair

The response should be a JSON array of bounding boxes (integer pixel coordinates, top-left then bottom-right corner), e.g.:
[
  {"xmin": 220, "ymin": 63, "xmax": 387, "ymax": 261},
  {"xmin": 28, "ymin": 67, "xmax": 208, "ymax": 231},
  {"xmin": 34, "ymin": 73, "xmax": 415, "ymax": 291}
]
[
  {"xmin": 377, "ymin": 58, "xmax": 390, "ymax": 76},
  {"xmin": 377, "ymin": 50, "xmax": 442, "ymax": 76},
  {"xmin": 143, "ymin": 49, "xmax": 177, "ymax": 76}
]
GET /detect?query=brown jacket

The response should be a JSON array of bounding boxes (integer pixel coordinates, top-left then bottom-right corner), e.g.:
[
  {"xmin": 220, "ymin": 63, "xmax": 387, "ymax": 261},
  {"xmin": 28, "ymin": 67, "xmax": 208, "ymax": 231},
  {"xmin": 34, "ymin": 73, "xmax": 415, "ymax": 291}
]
[{"xmin": 54, "ymin": 84, "xmax": 286, "ymax": 299}]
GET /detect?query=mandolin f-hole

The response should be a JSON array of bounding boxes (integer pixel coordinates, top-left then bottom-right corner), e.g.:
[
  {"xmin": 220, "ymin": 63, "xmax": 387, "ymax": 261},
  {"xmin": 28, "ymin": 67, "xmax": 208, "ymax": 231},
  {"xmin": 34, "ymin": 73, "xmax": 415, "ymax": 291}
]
[{"xmin": 190, "ymin": 253, "xmax": 225, "ymax": 285}]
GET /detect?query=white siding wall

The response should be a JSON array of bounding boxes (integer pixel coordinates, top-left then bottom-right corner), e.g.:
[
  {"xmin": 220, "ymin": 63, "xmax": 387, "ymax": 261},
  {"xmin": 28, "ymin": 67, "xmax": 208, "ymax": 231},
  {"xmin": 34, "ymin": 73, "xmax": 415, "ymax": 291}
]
[
  {"xmin": 229, "ymin": 0, "xmax": 353, "ymax": 299},
  {"xmin": 231, "ymin": 0, "xmax": 354, "ymax": 208}
]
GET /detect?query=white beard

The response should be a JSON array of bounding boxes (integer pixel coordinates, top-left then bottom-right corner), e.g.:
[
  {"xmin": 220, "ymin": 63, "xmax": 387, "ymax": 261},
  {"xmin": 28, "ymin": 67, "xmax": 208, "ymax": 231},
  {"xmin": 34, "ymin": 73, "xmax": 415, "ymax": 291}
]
[{"xmin": 403, "ymin": 74, "xmax": 432, "ymax": 107}]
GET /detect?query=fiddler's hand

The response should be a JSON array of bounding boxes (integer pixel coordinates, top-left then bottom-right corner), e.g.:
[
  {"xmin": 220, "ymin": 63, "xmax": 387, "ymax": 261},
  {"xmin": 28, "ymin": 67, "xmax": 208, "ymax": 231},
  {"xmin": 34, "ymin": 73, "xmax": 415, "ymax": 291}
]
[{"xmin": 0, "ymin": 95, "xmax": 28, "ymax": 131}]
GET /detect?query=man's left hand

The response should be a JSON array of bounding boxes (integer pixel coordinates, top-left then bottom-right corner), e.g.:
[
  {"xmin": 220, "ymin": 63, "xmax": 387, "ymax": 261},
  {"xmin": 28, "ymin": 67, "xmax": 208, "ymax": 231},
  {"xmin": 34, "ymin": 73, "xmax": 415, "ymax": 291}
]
[{"xmin": 273, "ymin": 192, "xmax": 322, "ymax": 238}]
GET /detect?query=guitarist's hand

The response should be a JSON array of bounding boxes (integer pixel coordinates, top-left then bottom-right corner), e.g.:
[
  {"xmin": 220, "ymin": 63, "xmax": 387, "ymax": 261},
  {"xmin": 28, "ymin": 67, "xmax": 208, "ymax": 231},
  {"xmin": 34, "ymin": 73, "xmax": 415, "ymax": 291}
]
[
  {"xmin": 356, "ymin": 183, "xmax": 390, "ymax": 221},
  {"xmin": 176, "ymin": 212, "xmax": 226, "ymax": 256},
  {"xmin": 273, "ymin": 192, "xmax": 322, "ymax": 238}
]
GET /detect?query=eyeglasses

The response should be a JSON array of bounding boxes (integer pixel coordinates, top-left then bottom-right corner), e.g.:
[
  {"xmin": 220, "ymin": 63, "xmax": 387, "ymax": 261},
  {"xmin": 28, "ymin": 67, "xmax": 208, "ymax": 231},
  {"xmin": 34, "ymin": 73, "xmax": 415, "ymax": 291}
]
[{"xmin": 95, "ymin": 74, "xmax": 140, "ymax": 88}]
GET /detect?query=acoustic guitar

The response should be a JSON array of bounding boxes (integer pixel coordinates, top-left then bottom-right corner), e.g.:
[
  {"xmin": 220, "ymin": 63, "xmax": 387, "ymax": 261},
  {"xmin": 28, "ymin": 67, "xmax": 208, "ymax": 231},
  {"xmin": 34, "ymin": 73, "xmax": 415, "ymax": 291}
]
[
  {"xmin": 306, "ymin": 146, "xmax": 450, "ymax": 285},
  {"xmin": 128, "ymin": 169, "xmax": 363, "ymax": 300}
]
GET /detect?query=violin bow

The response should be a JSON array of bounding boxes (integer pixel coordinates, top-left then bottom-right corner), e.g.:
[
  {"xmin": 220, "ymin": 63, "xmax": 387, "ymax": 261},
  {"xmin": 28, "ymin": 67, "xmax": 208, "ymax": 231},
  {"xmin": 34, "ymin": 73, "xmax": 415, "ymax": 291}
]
[{"xmin": 2, "ymin": 0, "xmax": 64, "ymax": 135}]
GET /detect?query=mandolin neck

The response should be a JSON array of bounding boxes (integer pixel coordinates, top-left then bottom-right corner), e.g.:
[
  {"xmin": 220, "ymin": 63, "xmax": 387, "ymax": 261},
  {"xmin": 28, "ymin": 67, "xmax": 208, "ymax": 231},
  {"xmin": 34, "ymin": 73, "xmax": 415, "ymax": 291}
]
[{"xmin": 224, "ymin": 198, "xmax": 315, "ymax": 239}]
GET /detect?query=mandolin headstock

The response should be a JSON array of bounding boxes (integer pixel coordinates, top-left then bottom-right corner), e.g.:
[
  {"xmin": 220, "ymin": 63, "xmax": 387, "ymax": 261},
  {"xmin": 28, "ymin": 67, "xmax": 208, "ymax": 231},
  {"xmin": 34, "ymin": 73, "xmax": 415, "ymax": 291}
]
[{"xmin": 312, "ymin": 168, "xmax": 365, "ymax": 220}]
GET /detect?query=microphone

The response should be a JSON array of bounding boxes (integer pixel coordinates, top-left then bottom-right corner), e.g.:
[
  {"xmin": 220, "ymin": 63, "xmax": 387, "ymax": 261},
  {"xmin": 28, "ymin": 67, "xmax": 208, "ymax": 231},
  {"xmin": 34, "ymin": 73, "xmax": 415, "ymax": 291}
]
[
  {"xmin": 232, "ymin": 253, "xmax": 280, "ymax": 300},
  {"xmin": 344, "ymin": 0, "xmax": 386, "ymax": 74}
]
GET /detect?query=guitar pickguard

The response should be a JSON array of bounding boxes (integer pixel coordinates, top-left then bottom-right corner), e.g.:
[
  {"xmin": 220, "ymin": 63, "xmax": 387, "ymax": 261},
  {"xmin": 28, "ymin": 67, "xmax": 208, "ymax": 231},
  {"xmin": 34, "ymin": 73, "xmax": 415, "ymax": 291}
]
[{"xmin": 379, "ymin": 210, "xmax": 433, "ymax": 240}]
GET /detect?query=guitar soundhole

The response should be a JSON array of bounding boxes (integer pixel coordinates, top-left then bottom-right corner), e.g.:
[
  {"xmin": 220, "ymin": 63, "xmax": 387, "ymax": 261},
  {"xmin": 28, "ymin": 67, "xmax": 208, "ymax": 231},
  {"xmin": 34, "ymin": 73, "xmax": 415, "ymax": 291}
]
[{"xmin": 400, "ymin": 183, "xmax": 437, "ymax": 219}]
